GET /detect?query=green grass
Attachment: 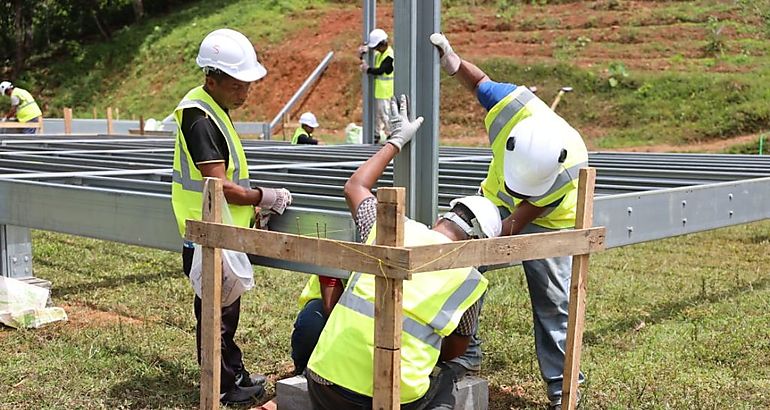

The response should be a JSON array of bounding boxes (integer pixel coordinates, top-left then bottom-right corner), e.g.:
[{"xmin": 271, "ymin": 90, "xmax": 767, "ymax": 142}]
[{"xmin": 1, "ymin": 222, "xmax": 769, "ymax": 409}]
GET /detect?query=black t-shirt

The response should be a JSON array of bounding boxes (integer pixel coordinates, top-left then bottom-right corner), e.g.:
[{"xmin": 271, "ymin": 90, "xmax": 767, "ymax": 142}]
[
  {"xmin": 367, "ymin": 56, "xmax": 393, "ymax": 75},
  {"xmin": 296, "ymin": 132, "xmax": 319, "ymax": 145},
  {"xmin": 180, "ymin": 107, "xmax": 230, "ymax": 168}
]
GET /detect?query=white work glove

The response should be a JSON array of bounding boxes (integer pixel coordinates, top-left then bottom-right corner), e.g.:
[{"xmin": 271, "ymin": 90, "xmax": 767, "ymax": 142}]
[
  {"xmin": 256, "ymin": 209, "xmax": 272, "ymax": 229},
  {"xmin": 357, "ymin": 45, "xmax": 368, "ymax": 56},
  {"xmin": 359, "ymin": 62, "xmax": 369, "ymax": 73},
  {"xmin": 258, "ymin": 187, "xmax": 292, "ymax": 215},
  {"xmin": 387, "ymin": 95, "xmax": 424, "ymax": 152},
  {"xmin": 429, "ymin": 33, "xmax": 461, "ymax": 76}
]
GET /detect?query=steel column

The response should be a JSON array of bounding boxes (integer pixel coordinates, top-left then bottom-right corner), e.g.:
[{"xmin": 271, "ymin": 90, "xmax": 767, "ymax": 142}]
[
  {"xmin": 0, "ymin": 225, "xmax": 33, "ymax": 279},
  {"xmin": 393, "ymin": 0, "xmax": 418, "ymax": 217},
  {"xmin": 361, "ymin": 0, "xmax": 376, "ymax": 145}
]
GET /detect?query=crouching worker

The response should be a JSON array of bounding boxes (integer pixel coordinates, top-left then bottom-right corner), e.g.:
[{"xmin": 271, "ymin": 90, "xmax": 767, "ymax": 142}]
[{"xmin": 305, "ymin": 95, "xmax": 503, "ymax": 409}]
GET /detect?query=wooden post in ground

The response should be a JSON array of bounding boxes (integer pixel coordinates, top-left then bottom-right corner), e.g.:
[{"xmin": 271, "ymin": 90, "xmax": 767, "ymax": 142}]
[
  {"xmin": 139, "ymin": 116, "xmax": 145, "ymax": 136},
  {"xmin": 106, "ymin": 107, "xmax": 114, "ymax": 134},
  {"xmin": 63, "ymin": 108, "xmax": 73, "ymax": 135},
  {"xmin": 38, "ymin": 117, "xmax": 44, "ymax": 134},
  {"xmin": 372, "ymin": 187, "xmax": 405, "ymax": 410},
  {"xmin": 115, "ymin": 107, "xmax": 120, "ymax": 121},
  {"xmin": 200, "ymin": 178, "xmax": 223, "ymax": 410},
  {"xmin": 562, "ymin": 167, "xmax": 597, "ymax": 410},
  {"xmin": 93, "ymin": 107, "xmax": 97, "ymax": 119}
]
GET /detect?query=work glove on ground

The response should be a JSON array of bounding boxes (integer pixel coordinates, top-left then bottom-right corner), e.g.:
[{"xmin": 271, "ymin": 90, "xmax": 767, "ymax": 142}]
[
  {"xmin": 387, "ymin": 95, "xmax": 424, "ymax": 152},
  {"xmin": 258, "ymin": 187, "xmax": 292, "ymax": 215},
  {"xmin": 429, "ymin": 33, "xmax": 461, "ymax": 76}
]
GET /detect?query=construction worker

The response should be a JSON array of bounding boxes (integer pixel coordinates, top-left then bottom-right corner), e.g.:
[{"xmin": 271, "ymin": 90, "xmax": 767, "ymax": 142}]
[
  {"xmin": 430, "ymin": 33, "xmax": 589, "ymax": 410},
  {"xmin": 171, "ymin": 28, "xmax": 293, "ymax": 406},
  {"xmin": 306, "ymin": 96, "xmax": 503, "ymax": 409},
  {"xmin": 0, "ymin": 81, "xmax": 42, "ymax": 134},
  {"xmin": 358, "ymin": 28, "xmax": 394, "ymax": 143},
  {"xmin": 291, "ymin": 112, "xmax": 321, "ymax": 145}
]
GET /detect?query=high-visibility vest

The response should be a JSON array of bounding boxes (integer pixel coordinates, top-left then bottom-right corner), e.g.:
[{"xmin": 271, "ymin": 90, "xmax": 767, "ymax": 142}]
[
  {"xmin": 480, "ymin": 86, "xmax": 589, "ymax": 230},
  {"xmin": 291, "ymin": 127, "xmax": 307, "ymax": 144},
  {"xmin": 297, "ymin": 275, "xmax": 322, "ymax": 307},
  {"xmin": 171, "ymin": 86, "xmax": 254, "ymax": 237},
  {"xmin": 307, "ymin": 219, "xmax": 488, "ymax": 403},
  {"xmin": 373, "ymin": 46, "xmax": 394, "ymax": 100},
  {"xmin": 11, "ymin": 88, "xmax": 42, "ymax": 123}
]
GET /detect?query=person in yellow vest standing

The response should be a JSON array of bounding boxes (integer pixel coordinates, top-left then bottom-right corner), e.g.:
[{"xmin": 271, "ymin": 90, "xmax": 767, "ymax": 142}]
[
  {"xmin": 0, "ymin": 81, "xmax": 42, "ymax": 134},
  {"xmin": 306, "ymin": 96, "xmax": 504, "ymax": 409},
  {"xmin": 430, "ymin": 33, "xmax": 589, "ymax": 410},
  {"xmin": 172, "ymin": 28, "xmax": 293, "ymax": 406},
  {"xmin": 291, "ymin": 112, "xmax": 321, "ymax": 145},
  {"xmin": 359, "ymin": 28, "xmax": 394, "ymax": 144}
]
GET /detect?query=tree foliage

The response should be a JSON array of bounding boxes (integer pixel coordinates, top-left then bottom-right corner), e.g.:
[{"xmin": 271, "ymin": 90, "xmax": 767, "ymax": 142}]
[{"xmin": 0, "ymin": 0, "xmax": 189, "ymax": 78}]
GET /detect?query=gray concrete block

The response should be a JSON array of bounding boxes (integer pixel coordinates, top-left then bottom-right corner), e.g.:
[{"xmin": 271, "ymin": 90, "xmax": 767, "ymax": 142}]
[
  {"xmin": 276, "ymin": 375, "xmax": 312, "ymax": 410},
  {"xmin": 275, "ymin": 375, "xmax": 488, "ymax": 410}
]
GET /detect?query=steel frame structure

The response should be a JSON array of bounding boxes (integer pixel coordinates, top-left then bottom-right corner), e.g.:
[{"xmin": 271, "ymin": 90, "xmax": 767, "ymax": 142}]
[{"xmin": 0, "ymin": 135, "xmax": 769, "ymax": 280}]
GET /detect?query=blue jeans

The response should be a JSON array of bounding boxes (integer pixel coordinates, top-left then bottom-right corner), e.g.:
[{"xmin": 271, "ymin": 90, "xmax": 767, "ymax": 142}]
[
  {"xmin": 291, "ymin": 299, "xmax": 327, "ymax": 375},
  {"xmin": 21, "ymin": 116, "xmax": 40, "ymax": 134}
]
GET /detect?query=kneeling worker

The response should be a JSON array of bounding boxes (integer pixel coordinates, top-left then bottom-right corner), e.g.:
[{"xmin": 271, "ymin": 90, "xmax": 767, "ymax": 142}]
[
  {"xmin": 306, "ymin": 96, "xmax": 503, "ymax": 409},
  {"xmin": 291, "ymin": 112, "xmax": 321, "ymax": 145}
]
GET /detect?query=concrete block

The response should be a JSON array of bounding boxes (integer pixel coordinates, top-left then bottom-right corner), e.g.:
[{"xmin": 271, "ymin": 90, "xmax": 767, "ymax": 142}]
[{"xmin": 275, "ymin": 375, "xmax": 488, "ymax": 410}]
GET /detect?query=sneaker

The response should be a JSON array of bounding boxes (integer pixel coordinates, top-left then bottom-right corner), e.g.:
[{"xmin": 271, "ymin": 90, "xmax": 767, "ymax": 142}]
[
  {"xmin": 236, "ymin": 369, "xmax": 267, "ymax": 387},
  {"xmin": 220, "ymin": 384, "xmax": 265, "ymax": 406}
]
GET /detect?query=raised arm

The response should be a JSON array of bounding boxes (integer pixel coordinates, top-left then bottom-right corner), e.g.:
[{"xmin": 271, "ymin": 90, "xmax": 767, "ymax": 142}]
[
  {"xmin": 344, "ymin": 95, "xmax": 424, "ymax": 217},
  {"xmin": 430, "ymin": 33, "xmax": 490, "ymax": 93}
]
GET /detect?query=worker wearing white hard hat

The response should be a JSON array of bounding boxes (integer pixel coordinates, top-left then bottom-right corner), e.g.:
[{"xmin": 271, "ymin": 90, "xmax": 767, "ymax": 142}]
[
  {"xmin": 291, "ymin": 112, "xmax": 321, "ymax": 145},
  {"xmin": 171, "ymin": 28, "xmax": 293, "ymax": 407},
  {"xmin": 1, "ymin": 80, "xmax": 43, "ymax": 134},
  {"xmin": 358, "ymin": 28, "xmax": 394, "ymax": 143},
  {"xmin": 430, "ymin": 33, "xmax": 589, "ymax": 410},
  {"xmin": 305, "ymin": 95, "xmax": 501, "ymax": 409}
]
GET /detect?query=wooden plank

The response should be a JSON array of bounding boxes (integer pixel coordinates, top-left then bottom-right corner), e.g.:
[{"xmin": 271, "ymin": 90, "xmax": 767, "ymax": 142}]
[
  {"xmin": 138, "ymin": 116, "xmax": 145, "ymax": 136},
  {"xmin": 373, "ymin": 187, "xmax": 405, "ymax": 410},
  {"xmin": 63, "ymin": 108, "xmax": 73, "ymax": 135},
  {"xmin": 562, "ymin": 168, "xmax": 597, "ymax": 410},
  {"xmin": 185, "ymin": 221, "xmax": 413, "ymax": 280},
  {"xmin": 200, "ymin": 178, "xmax": 223, "ymax": 410},
  {"xmin": 0, "ymin": 121, "xmax": 41, "ymax": 128},
  {"xmin": 407, "ymin": 227, "xmax": 605, "ymax": 273},
  {"xmin": 106, "ymin": 107, "xmax": 114, "ymax": 134}
]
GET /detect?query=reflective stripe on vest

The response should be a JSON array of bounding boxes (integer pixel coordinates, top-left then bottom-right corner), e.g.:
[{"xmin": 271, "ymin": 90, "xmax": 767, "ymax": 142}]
[
  {"xmin": 171, "ymin": 86, "xmax": 253, "ymax": 237},
  {"xmin": 486, "ymin": 87, "xmax": 537, "ymax": 145},
  {"xmin": 374, "ymin": 46, "xmax": 394, "ymax": 99},
  {"xmin": 11, "ymin": 88, "xmax": 42, "ymax": 123},
  {"xmin": 307, "ymin": 219, "xmax": 488, "ymax": 403}
]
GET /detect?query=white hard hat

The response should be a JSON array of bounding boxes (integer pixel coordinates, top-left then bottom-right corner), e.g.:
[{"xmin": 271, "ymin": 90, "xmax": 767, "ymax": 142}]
[
  {"xmin": 0, "ymin": 81, "xmax": 12, "ymax": 95},
  {"xmin": 367, "ymin": 29, "xmax": 388, "ymax": 48},
  {"xmin": 196, "ymin": 29, "xmax": 267, "ymax": 82},
  {"xmin": 299, "ymin": 112, "xmax": 319, "ymax": 128},
  {"xmin": 503, "ymin": 115, "xmax": 569, "ymax": 197},
  {"xmin": 446, "ymin": 196, "xmax": 502, "ymax": 239}
]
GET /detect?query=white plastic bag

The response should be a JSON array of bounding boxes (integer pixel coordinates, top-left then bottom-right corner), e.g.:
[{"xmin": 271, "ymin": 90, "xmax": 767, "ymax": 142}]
[
  {"xmin": 0, "ymin": 276, "xmax": 67, "ymax": 329},
  {"xmin": 188, "ymin": 194, "xmax": 255, "ymax": 307}
]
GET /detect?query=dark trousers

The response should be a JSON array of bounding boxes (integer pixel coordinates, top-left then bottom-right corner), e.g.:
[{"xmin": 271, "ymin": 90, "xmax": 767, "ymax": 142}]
[
  {"xmin": 307, "ymin": 362, "xmax": 462, "ymax": 410},
  {"xmin": 290, "ymin": 298, "xmax": 327, "ymax": 375},
  {"xmin": 183, "ymin": 246, "xmax": 244, "ymax": 393}
]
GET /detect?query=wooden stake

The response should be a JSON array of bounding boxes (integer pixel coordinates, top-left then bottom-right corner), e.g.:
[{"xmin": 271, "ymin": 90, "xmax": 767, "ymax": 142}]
[
  {"xmin": 38, "ymin": 117, "xmax": 44, "ymax": 134},
  {"xmin": 139, "ymin": 116, "xmax": 145, "ymax": 136},
  {"xmin": 562, "ymin": 167, "xmax": 596, "ymax": 410},
  {"xmin": 63, "ymin": 108, "xmax": 73, "ymax": 135},
  {"xmin": 93, "ymin": 107, "xmax": 97, "ymax": 119},
  {"xmin": 106, "ymin": 107, "xmax": 114, "ymax": 134},
  {"xmin": 200, "ymin": 178, "xmax": 223, "ymax": 410},
  {"xmin": 115, "ymin": 107, "xmax": 120, "ymax": 121},
  {"xmin": 372, "ymin": 187, "xmax": 405, "ymax": 410}
]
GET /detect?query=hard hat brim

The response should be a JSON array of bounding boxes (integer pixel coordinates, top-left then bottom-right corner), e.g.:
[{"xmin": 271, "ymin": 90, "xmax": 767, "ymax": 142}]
[
  {"xmin": 502, "ymin": 161, "xmax": 558, "ymax": 198},
  {"xmin": 231, "ymin": 63, "xmax": 267, "ymax": 83}
]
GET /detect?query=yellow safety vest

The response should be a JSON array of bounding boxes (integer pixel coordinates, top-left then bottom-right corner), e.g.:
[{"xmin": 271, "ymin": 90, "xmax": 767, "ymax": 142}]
[
  {"xmin": 11, "ymin": 88, "xmax": 42, "ymax": 123},
  {"xmin": 291, "ymin": 127, "xmax": 308, "ymax": 144},
  {"xmin": 480, "ymin": 86, "xmax": 589, "ymax": 229},
  {"xmin": 373, "ymin": 46, "xmax": 394, "ymax": 100},
  {"xmin": 308, "ymin": 219, "xmax": 488, "ymax": 403},
  {"xmin": 171, "ymin": 86, "xmax": 254, "ymax": 237}
]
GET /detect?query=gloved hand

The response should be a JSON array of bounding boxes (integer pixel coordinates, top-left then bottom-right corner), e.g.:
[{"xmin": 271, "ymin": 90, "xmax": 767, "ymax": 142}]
[
  {"xmin": 258, "ymin": 187, "xmax": 292, "ymax": 215},
  {"xmin": 429, "ymin": 33, "xmax": 461, "ymax": 76},
  {"xmin": 255, "ymin": 208, "xmax": 271, "ymax": 229},
  {"xmin": 387, "ymin": 95, "xmax": 424, "ymax": 152},
  {"xmin": 359, "ymin": 62, "xmax": 369, "ymax": 73},
  {"xmin": 357, "ymin": 45, "xmax": 368, "ymax": 56}
]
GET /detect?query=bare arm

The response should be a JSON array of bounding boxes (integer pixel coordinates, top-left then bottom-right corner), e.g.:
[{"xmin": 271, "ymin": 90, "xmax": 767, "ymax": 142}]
[
  {"xmin": 343, "ymin": 143, "xmax": 400, "ymax": 216},
  {"xmin": 197, "ymin": 162, "xmax": 263, "ymax": 206},
  {"xmin": 454, "ymin": 60, "xmax": 491, "ymax": 93},
  {"xmin": 501, "ymin": 201, "xmax": 546, "ymax": 236},
  {"xmin": 4, "ymin": 106, "xmax": 17, "ymax": 120},
  {"xmin": 320, "ymin": 281, "xmax": 344, "ymax": 317}
]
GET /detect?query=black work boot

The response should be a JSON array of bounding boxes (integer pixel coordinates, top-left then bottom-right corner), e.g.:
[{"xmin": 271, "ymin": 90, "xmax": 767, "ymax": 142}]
[
  {"xmin": 235, "ymin": 368, "xmax": 267, "ymax": 387},
  {"xmin": 220, "ymin": 384, "xmax": 265, "ymax": 406}
]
